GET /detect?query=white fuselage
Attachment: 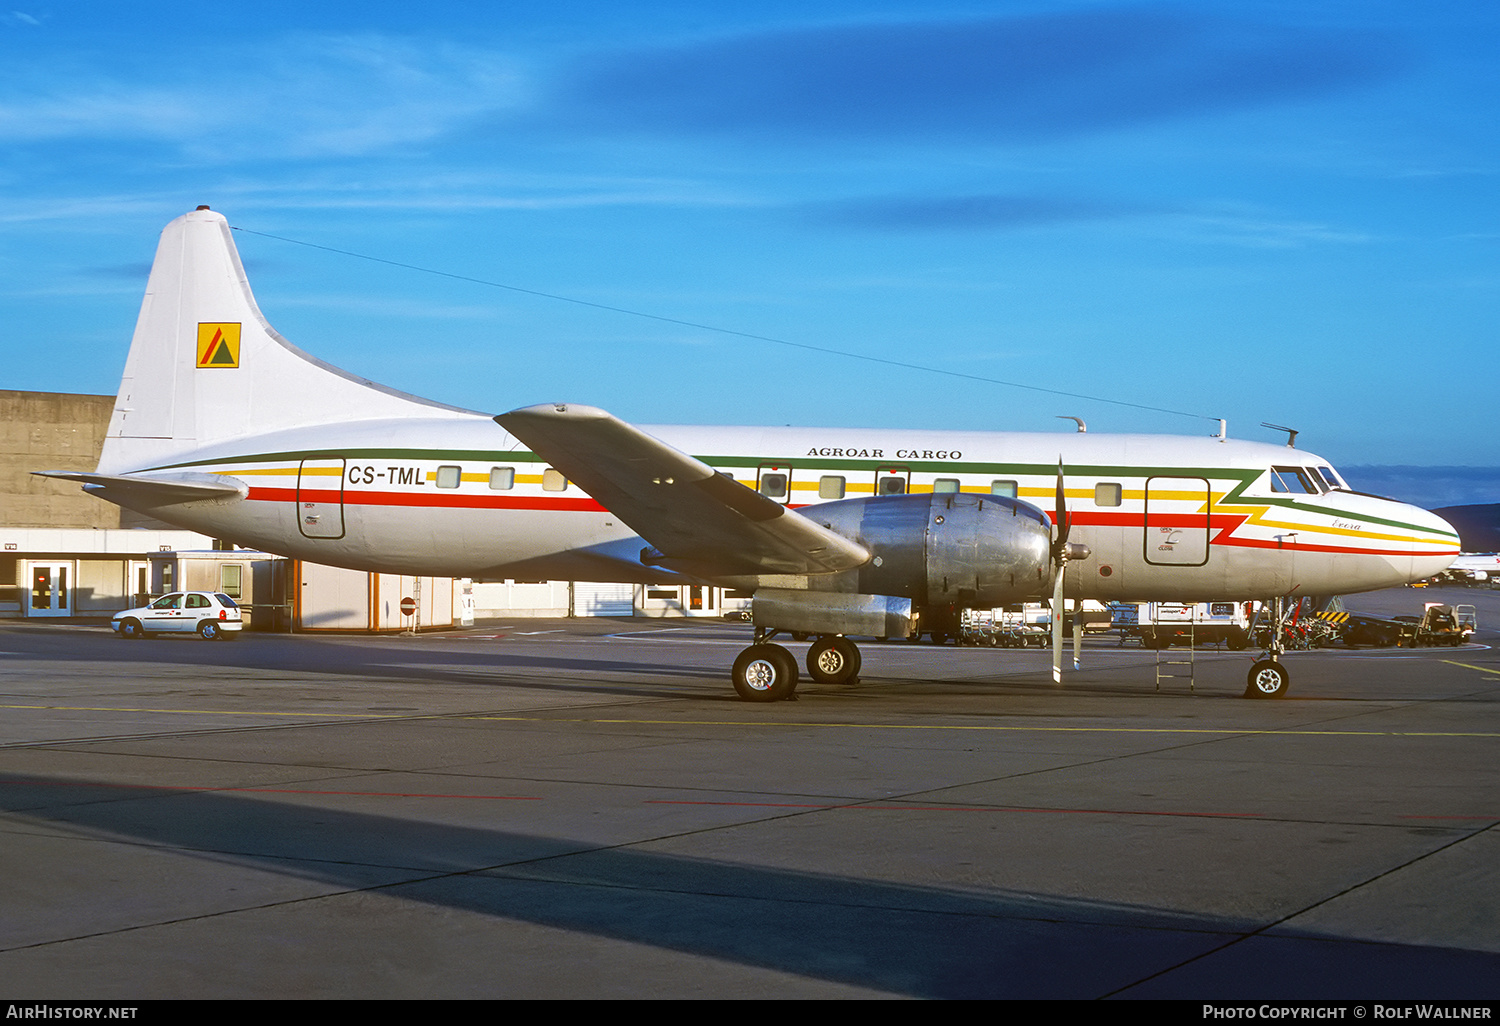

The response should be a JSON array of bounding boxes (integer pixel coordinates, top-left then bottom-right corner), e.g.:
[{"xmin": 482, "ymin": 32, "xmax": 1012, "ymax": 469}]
[{"xmin": 116, "ymin": 412, "xmax": 1458, "ymax": 602}]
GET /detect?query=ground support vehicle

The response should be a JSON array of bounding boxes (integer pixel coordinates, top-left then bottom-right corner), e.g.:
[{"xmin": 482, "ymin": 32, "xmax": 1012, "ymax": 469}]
[
  {"xmin": 1120, "ymin": 601, "xmax": 1253, "ymax": 650},
  {"xmin": 958, "ymin": 608, "xmax": 1000, "ymax": 646},
  {"xmin": 1406, "ymin": 604, "xmax": 1476, "ymax": 647},
  {"xmin": 113, "ymin": 591, "xmax": 244, "ymax": 639},
  {"xmin": 994, "ymin": 605, "xmax": 1051, "ymax": 647}
]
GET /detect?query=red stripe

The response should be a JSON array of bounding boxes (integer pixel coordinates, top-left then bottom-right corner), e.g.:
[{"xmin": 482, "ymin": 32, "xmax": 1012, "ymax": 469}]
[
  {"xmin": 248, "ymin": 488, "xmax": 1455, "ymax": 556},
  {"xmin": 254, "ymin": 485, "xmax": 607, "ymax": 512}
]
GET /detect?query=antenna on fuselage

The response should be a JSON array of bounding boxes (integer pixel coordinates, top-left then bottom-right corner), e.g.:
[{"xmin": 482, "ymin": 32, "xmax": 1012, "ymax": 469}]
[
  {"xmin": 1057, "ymin": 416, "xmax": 1086, "ymax": 433},
  {"xmin": 1262, "ymin": 423, "xmax": 1299, "ymax": 448}
]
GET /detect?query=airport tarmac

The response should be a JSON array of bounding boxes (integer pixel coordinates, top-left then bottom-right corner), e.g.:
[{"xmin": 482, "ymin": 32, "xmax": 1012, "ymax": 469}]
[{"xmin": 1, "ymin": 587, "xmax": 1497, "ymax": 999}]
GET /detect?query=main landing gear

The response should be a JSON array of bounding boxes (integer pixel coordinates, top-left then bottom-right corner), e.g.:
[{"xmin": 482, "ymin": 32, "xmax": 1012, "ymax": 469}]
[
  {"xmin": 1245, "ymin": 596, "xmax": 1292, "ymax": 699},
  {"xmin": 731, "ymin": 630, "xmax": 862, "ymax": 701}
]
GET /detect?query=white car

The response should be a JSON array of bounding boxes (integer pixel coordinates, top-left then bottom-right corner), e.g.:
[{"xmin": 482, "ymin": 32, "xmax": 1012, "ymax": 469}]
[{"xmin": 114, "ymin": 592, "xmax": 244, "ymax": 640}]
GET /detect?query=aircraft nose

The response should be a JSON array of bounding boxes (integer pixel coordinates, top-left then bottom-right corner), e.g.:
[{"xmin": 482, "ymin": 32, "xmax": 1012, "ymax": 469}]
[{"xmin": 1405, "ymin": 503, "xmax": 1462, "ymax": 579}]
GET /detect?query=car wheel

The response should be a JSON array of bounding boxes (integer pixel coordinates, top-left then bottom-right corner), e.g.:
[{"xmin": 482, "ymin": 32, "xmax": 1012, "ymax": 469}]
[
  {"xmin": 118, "ymin": 618, "xmax": 144, "ymax": 640},
  {"xmin": 198, "ymin": 620, "xmax": 222, "ymax": 641}
]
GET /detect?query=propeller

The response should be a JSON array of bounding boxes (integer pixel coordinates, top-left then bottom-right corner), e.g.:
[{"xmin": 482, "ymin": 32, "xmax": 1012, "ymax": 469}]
[{"xmin": 1051, "ymin": 460, "xmax": 1090, "ymax": 683}]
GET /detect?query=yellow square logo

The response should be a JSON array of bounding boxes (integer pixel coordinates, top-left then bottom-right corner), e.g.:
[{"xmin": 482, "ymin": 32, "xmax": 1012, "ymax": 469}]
[{"xmin": 196, "ymin": 323, "xmax": 241, "ymax": 368}]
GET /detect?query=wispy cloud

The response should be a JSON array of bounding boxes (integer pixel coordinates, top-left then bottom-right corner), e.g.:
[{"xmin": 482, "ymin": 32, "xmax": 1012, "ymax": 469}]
[
  {"xmin": 0, "ymin": 34, "xmax": 524, "ymax": 160},
  {"xmin": 553, "ymin": 8, "xmax": 1405, "ymax": 143},
  {"xmin": 798, "ymin": 192, "xmax": 1154, "ymax": 231}
]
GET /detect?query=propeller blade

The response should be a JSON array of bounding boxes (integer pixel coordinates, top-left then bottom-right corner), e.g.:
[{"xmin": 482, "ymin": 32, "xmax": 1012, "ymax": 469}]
[
  {"xmin": 1052, "ymin": 562, "xmax": 1065, "ymax": 684},
  {"xmin": 1052, "ymin": 459, "xmax": 1070, "ymax": 559}
]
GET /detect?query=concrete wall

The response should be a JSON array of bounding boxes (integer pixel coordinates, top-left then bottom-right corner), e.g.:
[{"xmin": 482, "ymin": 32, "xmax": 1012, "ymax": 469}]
[{"xmin": 0, "ymin": 390, "xmax": 120, "ymax": 529}]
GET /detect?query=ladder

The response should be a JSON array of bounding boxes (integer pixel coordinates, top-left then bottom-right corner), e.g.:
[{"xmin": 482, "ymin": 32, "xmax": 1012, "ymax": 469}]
[{"xmin": 1154, "ymin": 613, "xmax": 1196, "ymax": 692}]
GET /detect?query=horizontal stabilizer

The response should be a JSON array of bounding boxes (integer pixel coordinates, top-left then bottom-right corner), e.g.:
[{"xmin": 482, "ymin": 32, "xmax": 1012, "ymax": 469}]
[
  {"xmin": 33, "ymin": 470, "xmax": 246, "ymax": 506},
  {"xmin": 497, "ymin": 403, "xmax": 869, "ymax": 577}
]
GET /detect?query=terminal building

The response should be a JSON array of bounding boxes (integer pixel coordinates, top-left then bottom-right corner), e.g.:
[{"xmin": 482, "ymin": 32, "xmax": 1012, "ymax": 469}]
[{"xmin": 1, "ymin": 389, "xmax": 742, "ymax": 626}]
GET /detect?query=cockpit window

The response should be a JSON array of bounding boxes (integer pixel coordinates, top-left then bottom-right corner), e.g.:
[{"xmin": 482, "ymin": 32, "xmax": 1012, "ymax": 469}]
[
  {"xmin": 1315, "ymin": 466, "xmax": 1346, "ymax": 491},
  {"xmin": 1269, "ymin": 467, "xmax": 1318, "ymax": 494}
]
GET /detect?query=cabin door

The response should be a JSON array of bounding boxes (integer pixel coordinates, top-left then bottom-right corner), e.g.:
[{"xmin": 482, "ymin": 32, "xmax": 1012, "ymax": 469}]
[
  {"xmin": 297, "ymin": 459, "xmax": 346, "ymax": 539},
  {"xmin": 1143, "ymin": 476, "xmax": 1211, "ymax": 567}
]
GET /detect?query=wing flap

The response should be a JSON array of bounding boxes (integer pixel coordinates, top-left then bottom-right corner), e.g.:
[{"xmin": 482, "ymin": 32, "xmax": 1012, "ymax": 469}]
[{"xmin": 495, "ymin": 404, "xmax": 868, "ymax": 577}]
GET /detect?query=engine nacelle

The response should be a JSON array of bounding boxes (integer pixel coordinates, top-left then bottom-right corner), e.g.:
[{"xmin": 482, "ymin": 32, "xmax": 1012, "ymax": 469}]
[{"xmin": 806, "ymin": 492, "xmax": 1053, "ymax": 608}]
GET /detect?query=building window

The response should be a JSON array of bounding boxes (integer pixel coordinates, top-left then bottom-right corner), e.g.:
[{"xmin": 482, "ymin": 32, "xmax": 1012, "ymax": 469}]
[
  {"xmin": 220, "ymin": 564, "xmax": 243, "ymax": 599},
  {"xmin": 1095, "ymin": 483, "xmax": 1122, "ymax": 507},
  {"xmin": 818, "ymin": 475, "xmax": 845, "ymax": 499},
  {"xmin": 542, "ymin": 469, "xmax": 568, "ymax": 492},
  {"xmin": 435, "ymin": 465, "xmax": 461, "ymax": 489},
  {"xmin": 489, "ymin": 467, "xmax": 515, "ymax": 490},
  {"xmin": 991, "ymin": 480, "xmax": 1017, "ymax": 498}
]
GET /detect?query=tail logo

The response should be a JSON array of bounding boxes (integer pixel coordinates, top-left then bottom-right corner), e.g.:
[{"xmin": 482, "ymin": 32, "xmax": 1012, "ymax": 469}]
[{"xmin": 196, "ymin": 322, "xmax": 241, "ymax": 368}]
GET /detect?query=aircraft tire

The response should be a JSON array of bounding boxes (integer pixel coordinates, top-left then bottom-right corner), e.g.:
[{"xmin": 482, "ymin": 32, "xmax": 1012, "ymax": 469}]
[
  {"xmin": 732, "ymin": 644, "xmax": 798, "ymax": 701},
  {"xmin": 806, "ymin": 635, "xmax": 861, "ymax": 685},
  {"xmin": 1245, "ymin": 659, "xmax": 1290, "ymax": 699}
]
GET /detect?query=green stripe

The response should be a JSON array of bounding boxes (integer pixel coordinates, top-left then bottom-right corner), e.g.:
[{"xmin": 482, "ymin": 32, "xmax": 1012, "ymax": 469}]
[{"xmin": 147, "ymin": 447, "xmax": 1457, "ymax": 540}]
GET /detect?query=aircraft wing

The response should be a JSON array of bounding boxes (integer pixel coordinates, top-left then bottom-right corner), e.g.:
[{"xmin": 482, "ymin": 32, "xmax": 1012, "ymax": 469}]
[
  {"xmin": 495, "ymin": 404, "xmax": 869, "ymax": 578},
  {"xmin": 32, "ymin": 471, "xmax": 247, "ymax": 506}
]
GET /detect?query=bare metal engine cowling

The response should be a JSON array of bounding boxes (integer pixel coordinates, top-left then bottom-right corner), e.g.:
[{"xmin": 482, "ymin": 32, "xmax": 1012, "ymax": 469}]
[{"xmin": 804, "ymin": 492, "xmax": 1053, "ymax": 608}]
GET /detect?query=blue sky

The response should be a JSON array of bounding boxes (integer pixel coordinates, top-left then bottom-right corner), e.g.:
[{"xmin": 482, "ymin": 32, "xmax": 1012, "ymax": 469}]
[{"xmin": 2, "ymin": 1, "xmax": 1497, "ymax": 502}]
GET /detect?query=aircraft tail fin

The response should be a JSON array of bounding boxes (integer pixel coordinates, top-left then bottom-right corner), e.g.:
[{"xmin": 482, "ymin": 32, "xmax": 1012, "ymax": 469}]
[{"xmin": 99, "ymin": 206, "xmax": 476, "ymax": 473}]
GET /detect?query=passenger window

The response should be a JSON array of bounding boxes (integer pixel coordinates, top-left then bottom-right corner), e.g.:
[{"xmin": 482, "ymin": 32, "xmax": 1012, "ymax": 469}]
[
  {"xmin": 152, "ymin": 594, "xmax": 181, "ymax": 609},
  {"xmin": 933, "ymin": 478, "xmax": 960, "ymax": 494},
  {"xmin": 435, "ymin": 465, "xmax": 461, "ymax": 489},
  {"xmin": 878, "ymin": 476, "xmax": 906, "ymax": 496},
  {"xmin": 1095, "ymin": 483, "xmax": 1122, "ymax": 507},
  {"xmin": 990, "ymin": 480, "xmax": 1017, "ymax": 498},
  {"xmin": 542, "ymin": 469, "xmax": 568, "ymax": 492},
  {"xmin": 818, "ymin": 475, "xmax": 845, "ymax": 500},
  {"xmin": 759, "ymin": 473, "xmax": 788, "ymax": 498},
  {"xmin": 489, "ymin": 467, "xmax": 515, "ymax": 490},
  {"xmin": 186, "ymin": 594, "xmax": 209, "ymax": 609}
]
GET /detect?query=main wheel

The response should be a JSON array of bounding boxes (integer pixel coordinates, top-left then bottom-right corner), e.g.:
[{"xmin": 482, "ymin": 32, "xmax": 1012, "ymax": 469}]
[
  {"xmin": 732, "ymin": 644, "xmax": 798, "ymax": 701},
  {"xmin": 1245, "ymin": 659, "xmax": 1290, "ymax": 699},
  {"xmin": 198, "ymin": 620, "xmax": 222, "ymax": 641},
  {"xmin": 806, "ymin": 635, "xmax": 861, "ymax": 685},
  {"xmin": 118, "ymin": 618, "xmax": 144, "ymax": 640}
]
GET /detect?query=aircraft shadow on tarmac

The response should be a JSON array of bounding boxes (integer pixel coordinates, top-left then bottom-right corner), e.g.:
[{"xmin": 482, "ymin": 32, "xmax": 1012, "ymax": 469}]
[
  {"xmin": 2, "ymin": 773, "xmax": 1497, "ymax": 999},
  {"xmin": 0, "ymin": 626, "xmax": 754, "ymax": 700},
  {"xmin": 0, "ymin": 625, "xmax": 1143, "ymax": 701}
]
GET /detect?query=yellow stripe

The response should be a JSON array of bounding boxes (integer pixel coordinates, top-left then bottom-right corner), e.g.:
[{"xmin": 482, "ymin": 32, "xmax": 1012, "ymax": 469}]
[{"xmin": 1441, "ymin": 660, "xmax": 1499, "ymax": 675}]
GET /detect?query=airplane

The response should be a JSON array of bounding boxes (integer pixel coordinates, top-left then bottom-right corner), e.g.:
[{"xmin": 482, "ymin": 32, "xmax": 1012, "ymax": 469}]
[
  {"xmin": 38, "ymin": 207, "xmax": 1461, "ymax": 701},
  {"xmin": 1445, "ymin": 553, "xmax": 1500, "ymax": 582}
]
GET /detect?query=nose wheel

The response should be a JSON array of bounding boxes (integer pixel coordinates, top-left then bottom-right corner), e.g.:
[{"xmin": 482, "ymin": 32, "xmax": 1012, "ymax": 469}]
[{"xmin": 1246, "ymin": 659, "xmax": 1290, "ymax": 698}]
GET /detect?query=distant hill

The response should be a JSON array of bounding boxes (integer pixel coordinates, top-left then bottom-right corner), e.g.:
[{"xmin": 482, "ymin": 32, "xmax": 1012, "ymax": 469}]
[{"xmin": 1431, "ymin": 504, "xmax": 1500, "ymax": 552}]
